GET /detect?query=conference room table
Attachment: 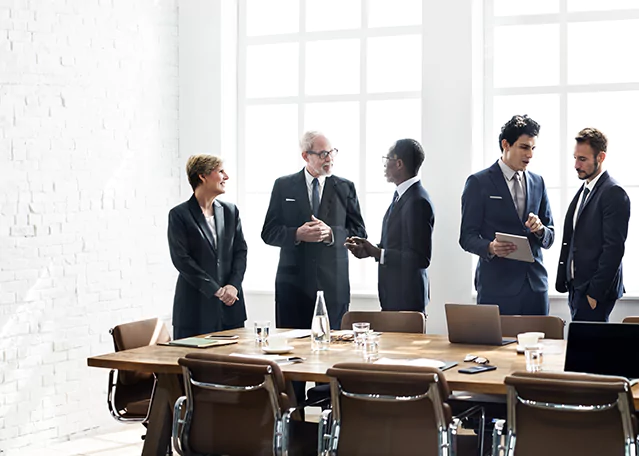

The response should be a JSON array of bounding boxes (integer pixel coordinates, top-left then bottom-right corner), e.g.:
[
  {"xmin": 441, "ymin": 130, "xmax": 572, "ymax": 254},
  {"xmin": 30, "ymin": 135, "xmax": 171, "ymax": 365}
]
[{"xmin": 87, "ymin": 328, "xmax": 639, "ymax": 456}]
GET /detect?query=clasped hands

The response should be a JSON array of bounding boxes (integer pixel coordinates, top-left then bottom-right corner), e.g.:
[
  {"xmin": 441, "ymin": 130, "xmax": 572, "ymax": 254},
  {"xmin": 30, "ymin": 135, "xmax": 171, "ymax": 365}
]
[
  {"xmin": 489, "ymin": 212, "xmax": 545, "ymax": 258},
  {"xmin": 296, "ymin": 215, "xmax": 332, "ymax": 243},
  {"xmin": 215, "ymin": 284, "xmax": 238, "ymax": 306}
]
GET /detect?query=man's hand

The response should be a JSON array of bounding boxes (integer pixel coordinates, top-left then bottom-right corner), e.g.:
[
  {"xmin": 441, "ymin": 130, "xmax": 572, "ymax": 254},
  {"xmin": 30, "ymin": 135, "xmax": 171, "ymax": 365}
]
[
  {"xmin": 525, "ymin": 212, "xmax": 545, "ymax": 234},
  {"xmin": 489, "ymin": 239, "xmax": 517, "ymax": 257},
  {"xmin": 296, "ymin": 217, "xmax": 332, "ymax": 242},
  {"xmin": 219, "ymin": 285, "xmax": 238, "ymax": 306},
  {"xmin": 311, "ymin": 215, "xmax": 333, "ymax": 243},
  {"xmin": 587, "ymin": 295, "xmax": 597, "ymax": 310},
  {"xmin": 345, "ymin": 236, "xmax": 380, "ymax": 260}
]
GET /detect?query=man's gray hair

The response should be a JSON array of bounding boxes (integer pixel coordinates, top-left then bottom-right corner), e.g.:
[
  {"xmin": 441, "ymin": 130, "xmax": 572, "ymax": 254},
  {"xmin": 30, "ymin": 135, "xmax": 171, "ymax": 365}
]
[{"xmin": 299, "ymin": 131, "xmax": 324, "ymax": 152}]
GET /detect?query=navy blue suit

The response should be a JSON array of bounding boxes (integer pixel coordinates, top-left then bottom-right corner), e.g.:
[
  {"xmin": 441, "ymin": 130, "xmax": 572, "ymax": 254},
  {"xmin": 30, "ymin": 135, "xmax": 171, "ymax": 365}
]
[
  {"xmin": 460, "ymin": 161, "xmax": 554, "ymax": 315},
  {"xmin": 261, "ymin": 170, "xmax": 366, "ymax": 330},
  {"xmin": 556, "ymin": 171, "xmax": 630, "ymax": 322},
  {"xmin": 168, "ymin": 195, "xmax": 248, "ymax": 338},
  {"xmin": 378, "ymin": 182, "xmax": 434, "ymax": 313}
]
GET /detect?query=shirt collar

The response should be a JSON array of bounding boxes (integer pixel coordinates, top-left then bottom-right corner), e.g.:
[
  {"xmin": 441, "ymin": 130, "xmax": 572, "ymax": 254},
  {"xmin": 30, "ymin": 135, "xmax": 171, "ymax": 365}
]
[
  {"xmin": 396, "ymin": 175, "xmax": 420, "ymax": 199},
  {"xmin": 584, "ymin": 170, "xmax": 604, "ymax": 193},
  {"xmin": 304, "ymin": 167, "xmax": 327, "ymax": 187},
  {"xmin": 497, "ymin": 158, "xmax": 523, "ymax": 181}
]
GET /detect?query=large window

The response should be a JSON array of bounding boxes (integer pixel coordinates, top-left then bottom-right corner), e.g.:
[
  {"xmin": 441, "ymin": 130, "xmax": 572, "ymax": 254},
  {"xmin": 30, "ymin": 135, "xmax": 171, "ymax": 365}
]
[
  {"xmin": 238, "ymin": 0, "xmax": 424, "ymax": 292},
  {"xmin": 484, "ymin": 0, "xmax": 639, "ymax": 296}
]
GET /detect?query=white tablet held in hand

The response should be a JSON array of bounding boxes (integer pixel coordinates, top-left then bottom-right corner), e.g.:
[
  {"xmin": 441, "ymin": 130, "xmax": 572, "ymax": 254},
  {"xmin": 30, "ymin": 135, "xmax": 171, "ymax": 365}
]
[{"xmin": 495, "ymin": 232, "xmax": 534, "ymax": 263}]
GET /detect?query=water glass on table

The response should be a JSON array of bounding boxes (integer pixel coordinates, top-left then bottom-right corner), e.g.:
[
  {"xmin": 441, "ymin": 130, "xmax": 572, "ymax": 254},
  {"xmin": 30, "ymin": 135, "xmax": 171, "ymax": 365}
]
[
  {"xmin": 254, "ymin": 320, "xmax": 270, "ymax": 343},
  {"xmin": 362, "ymin": 332, "xmax": 380, "ymax": 361},
  {"xmin": 352, "ymin": 322, "xmax": 371, "ymax": 348}
]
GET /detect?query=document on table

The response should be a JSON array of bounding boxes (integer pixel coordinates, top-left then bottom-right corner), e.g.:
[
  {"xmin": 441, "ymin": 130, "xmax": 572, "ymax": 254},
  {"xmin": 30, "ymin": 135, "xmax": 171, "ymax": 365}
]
[
  {"xmin": 375, "ymin": 358, "xmax": 458, "ymax": 371},
  {"xmin": 276, "ymin": 329, "xmax": 312, "ymax": 339},
  {"xmin": 495, "ymin": 232, "xmax": 534, "ymax": 263}
]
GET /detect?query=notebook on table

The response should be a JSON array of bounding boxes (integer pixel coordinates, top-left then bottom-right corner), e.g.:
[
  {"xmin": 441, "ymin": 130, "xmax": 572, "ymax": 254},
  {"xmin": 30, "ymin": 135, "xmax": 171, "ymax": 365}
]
[
  {"xmin": 564, "ymin": 322, "xmax": 639, "ymax": 385},
  {"xmin": 161, "ymin": 337, "xmax": 238, "ymax": 349},
  {"xmin": 445, "ymin": 303, "xmax": 517, "ymax": 346}
]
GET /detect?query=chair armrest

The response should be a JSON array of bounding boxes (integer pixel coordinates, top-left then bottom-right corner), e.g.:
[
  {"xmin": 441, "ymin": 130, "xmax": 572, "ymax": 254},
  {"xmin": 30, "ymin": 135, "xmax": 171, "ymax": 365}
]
[
  {"xmin": 318, "ymin": 409, "xmax": 333, "ymax": 454},
  {"xmin": 172, "ymin": 396, "xmax": 188, "ymax": 456},
  {"xmin": 492, "ymin": 419, "xmax": 506, "ymax": 456},
  {"xmin": 451, "ymin": 404, "xmax": 486, "ymax": 456}
]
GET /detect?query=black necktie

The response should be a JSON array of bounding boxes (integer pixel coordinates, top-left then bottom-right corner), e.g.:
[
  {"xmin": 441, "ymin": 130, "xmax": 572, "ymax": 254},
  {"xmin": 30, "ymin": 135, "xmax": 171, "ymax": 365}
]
[
  {"xmin": 312, "ymin": 178, "xmax": 320, "ymax": 217},
  {"xmin": 576, "ymin": 187, "xmax": 590, "ymax": 220}
]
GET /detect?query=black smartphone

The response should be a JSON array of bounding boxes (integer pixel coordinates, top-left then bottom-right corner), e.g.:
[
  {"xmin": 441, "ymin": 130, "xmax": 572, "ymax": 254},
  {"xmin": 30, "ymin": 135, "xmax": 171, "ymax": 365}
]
[{"xmin": 458, "ymin": 365, "xmax": 497, "ymax": 374}]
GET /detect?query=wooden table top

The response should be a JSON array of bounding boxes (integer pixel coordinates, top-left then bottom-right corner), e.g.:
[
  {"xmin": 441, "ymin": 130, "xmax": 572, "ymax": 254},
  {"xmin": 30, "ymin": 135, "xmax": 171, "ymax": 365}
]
[{"xmin": 87, "ymin": 328, "xmax": 639, "ymax": 401}]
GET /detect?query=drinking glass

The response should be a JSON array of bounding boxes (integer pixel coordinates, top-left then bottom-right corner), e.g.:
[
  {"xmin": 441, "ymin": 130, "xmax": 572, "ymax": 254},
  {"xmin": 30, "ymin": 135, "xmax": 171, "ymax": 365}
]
[
  {"xmin": 362, "ymin": 332, "xmax": 380, "ymax": 361},
  {"xmin": 254, "ymin": 320, "xmax": 271, "ymax": 343},
  {"xmin": 352, "ymin": 322, "xmax": 371, "ymax": 348},
  {"xmin": 524, "ymin": 344, "xmax": 543, "ymax": 372}
]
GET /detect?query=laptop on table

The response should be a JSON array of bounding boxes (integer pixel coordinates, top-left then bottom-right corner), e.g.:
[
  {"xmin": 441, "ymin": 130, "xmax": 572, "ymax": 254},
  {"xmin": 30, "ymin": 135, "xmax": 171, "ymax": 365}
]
[
  {"xmin": 445, "ymin": 303, "xmax": 517, "ymax": 346},
  {"xmin": 564, "ymin": 322, "xmax": 639, "ymax": 385}
]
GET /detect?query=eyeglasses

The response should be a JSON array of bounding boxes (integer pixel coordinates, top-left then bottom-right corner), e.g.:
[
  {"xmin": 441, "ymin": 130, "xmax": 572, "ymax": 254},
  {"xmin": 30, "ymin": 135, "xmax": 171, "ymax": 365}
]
[
  {"xmin": 464, "ymin": 354, "xmax": 490, "ymax": 365},
  {"xmin": 382, "ymin": 156, "xmax": 398, "ymax": 165},
  {"xmin": 307, "ymin": 148, "xmax": 338, "ymax": 160}
]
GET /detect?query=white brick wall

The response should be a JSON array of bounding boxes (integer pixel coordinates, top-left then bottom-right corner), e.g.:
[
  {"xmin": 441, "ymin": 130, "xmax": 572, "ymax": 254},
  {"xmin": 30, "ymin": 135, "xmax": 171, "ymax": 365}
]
[{"xmin": 0, "ymin": 0, "xmax": 180, "ymax": 452}]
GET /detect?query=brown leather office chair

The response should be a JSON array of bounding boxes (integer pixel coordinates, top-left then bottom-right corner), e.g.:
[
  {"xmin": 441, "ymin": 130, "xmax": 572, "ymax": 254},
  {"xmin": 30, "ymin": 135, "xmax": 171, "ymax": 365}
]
[
  {"xmin": 173, "ymin": 352, "xmax": 318, "ymax": 456},
  {"xmin": 107, "ymin": 318, "xmax": 171, "ymax": 423},
  {"xmin": 321, "ymin": 362, "xmax": 484, "ymax": 456},
  {"xmin": 500, "ymin": 315, "xmax": 565, "ymax": 339},
  {"xmin": 341, "ymin": 310, "xmax": 426, "ymax": 334},
  {"xmin": 622, "ymin": 316, "xmax": 639, "ymax": 324},
  {"xmin": 306, "ymin": 311, "xmax": 427, "ymax": 408},
  {"xmin": 493, "ymin": 371, "xmax": 638, "ymax": 456}
]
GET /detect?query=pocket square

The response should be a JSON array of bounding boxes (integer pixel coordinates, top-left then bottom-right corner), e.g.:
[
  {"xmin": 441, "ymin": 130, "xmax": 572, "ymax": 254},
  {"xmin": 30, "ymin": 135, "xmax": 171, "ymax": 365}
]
[
  {"xmin": 285, "ymin": 198, "xmax": 296, "ymax": 202},
  {"xmin": 489, "ymin": 195, "xmax": 503, "ymax": 200}
]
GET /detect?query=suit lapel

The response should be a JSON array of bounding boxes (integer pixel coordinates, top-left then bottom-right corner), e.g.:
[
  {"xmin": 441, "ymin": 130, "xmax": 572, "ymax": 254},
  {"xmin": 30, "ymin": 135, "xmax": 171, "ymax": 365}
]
[
  {"xmin": 294, "ymin": 170, "xmax": 313, "ymax": 220},
  {"xmin": 213, "ymin": 201, "xmax": 224, "ymax": 253},
  {"xmin": 576, "ymin": 171, "xmax": 609, "ymax": 223},
  {"xmin": 187, "ymin": 195, "xmax": 217, "ymax": 254},
  {"xmin": 488, "ymin": 162, "xmax": 522, "ymax": 222},
  {"xmin": 319, "ymin": 176, "xmax": 335, "ymax": 221}
]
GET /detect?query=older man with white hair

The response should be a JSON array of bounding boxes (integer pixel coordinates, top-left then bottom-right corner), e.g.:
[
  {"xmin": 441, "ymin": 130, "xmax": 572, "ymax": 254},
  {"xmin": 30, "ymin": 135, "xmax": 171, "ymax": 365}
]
[{"xmin": 262, "ymin": 131, "xmax": 366, "ymax": 331}]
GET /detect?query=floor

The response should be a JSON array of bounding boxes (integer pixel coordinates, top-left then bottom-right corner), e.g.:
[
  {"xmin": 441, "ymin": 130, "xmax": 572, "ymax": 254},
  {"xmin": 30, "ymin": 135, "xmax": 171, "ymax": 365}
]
[
  {"xmin": 14, "ymin": 407, "xmax": 324, "ymax": 456},
  {"xmin": 15, "ymin": 427, "xmax": 148, "ymax": 456}
]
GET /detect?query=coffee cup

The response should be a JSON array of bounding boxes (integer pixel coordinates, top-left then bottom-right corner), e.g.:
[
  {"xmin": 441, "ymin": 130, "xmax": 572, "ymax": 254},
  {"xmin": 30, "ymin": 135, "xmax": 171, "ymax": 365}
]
[
  {"xmin": 517, "ymin": 332, "xmax": 545, "ymax": 348},
  {"xmin": 268, "ymin": 336, "xmax": 289, "ymax": 349}
]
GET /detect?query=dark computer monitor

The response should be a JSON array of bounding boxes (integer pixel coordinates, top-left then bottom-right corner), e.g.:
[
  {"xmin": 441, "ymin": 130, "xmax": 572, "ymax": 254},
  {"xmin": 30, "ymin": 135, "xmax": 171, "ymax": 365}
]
[{"xmin": 564, "ymin": 321, "xmax": 639, "ymax": 380}]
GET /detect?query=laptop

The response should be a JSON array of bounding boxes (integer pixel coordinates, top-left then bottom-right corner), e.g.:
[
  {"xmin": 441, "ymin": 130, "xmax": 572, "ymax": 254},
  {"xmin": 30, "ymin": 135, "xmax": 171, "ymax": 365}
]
[
  {"xmin": 565, "ymin": 322, "xmax": 639, "ymax": 385},
  {"xmin": 445, "ymin": 303, "xmax": 517, "ymax": 346}
]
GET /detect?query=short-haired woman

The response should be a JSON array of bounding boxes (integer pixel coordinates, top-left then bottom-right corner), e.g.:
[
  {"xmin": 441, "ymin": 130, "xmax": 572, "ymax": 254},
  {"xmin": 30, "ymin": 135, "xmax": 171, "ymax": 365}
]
[{"xmin": 168, "ymin": 155, "xmax": 248, "ymax": 339}]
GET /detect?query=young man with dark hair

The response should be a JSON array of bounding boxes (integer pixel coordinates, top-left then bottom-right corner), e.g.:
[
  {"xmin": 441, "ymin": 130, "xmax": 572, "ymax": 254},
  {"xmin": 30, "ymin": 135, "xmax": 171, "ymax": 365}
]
[
  {"xmin": 556, "ymin": 128, "xmax": 630, "ymax": 322},
  {"xmin": 460, "ymin": 115, "xmax": 555, "ymax": 315}
]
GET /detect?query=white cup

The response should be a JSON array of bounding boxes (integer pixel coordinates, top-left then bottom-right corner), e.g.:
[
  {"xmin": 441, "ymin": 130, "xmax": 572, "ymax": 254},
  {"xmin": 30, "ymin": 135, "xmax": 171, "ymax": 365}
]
[
  {"xmin": 517, "ymin": 332, "xmax": 545, "ymax": 348},
  {"xmin": 268, "ymin": 336, "xmax": 289, "ymax": 349}
]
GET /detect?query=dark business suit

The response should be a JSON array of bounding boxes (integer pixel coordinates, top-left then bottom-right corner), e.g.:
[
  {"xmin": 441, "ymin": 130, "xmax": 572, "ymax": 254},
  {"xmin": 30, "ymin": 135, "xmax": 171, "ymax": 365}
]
[
  {"xmin": 556, "ymin": 171, "xmax": 630, "ymax": 322},
  {"xmin": 378, "ymin": 181, "xmax": 434, "ymax": 313},
  {"xmin": 460, "ymin": 161, "xmax": 554, "ymax": 315},
  {"xmin": 261, "ymin": 169, "xmax": 366, "ymax": 330},
  {"xmin": 168, "ymin": 195, "xmax": 248, "ymax": 338}
]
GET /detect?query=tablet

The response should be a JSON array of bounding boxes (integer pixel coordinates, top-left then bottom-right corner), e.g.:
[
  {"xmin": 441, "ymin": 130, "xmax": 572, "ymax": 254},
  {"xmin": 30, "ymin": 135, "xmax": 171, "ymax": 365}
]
[{"xmin": 495, "ymin": 232, "xmax": 534, "ymax": 263}]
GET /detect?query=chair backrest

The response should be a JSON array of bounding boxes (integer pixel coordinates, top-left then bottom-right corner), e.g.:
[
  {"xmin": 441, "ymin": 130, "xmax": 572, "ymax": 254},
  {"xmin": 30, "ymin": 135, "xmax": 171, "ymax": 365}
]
[
  {"xmin": 326, "ymin": 362, "xmax": 451, "ymax": 456},
  {"xmin": 500, "ymin": 315, "xmax": 565, "ymax": 339},
  {"xmin": 503, "ymin": 371, "xmax": 637, "ymax": 456},
  {"xmin": 176, "ymin": 352, "xmax": 293, "ymax": 456},
  {"xmin": 107, "ymin": 318, "xmax": 171, "ymax": 420},
  {"xmin": 622, "ymin": 316, "xmax": 639, "ymax": 324},
  {"xmin": 340, "ymin": 311, "xmax": 426, "ymax": 334}
]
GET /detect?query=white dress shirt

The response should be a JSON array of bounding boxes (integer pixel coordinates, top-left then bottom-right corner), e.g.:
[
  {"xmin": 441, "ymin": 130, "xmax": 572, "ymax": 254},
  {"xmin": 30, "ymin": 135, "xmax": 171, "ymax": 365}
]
[
  {"xmin": 498, "ymin": 158, "xmax": 527, "ymax": 206},
  {"xmin": 303, "ymin": 168, "xmax": 332, "ymax": 244}
]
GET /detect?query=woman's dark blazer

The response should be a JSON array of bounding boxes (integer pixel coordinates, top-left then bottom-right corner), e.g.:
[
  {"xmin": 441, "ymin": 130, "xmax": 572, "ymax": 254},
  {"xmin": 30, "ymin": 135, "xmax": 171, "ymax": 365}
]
[{"xmin": 168, "ymin": 194, "xmax": 248, "ymax": 333}]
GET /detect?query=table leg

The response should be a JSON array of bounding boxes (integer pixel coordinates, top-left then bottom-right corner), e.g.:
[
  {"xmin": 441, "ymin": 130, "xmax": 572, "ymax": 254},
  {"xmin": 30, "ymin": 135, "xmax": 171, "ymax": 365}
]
[{"xmin": 141, "ymin": 373, "xmax": 183, "ymax": 456}]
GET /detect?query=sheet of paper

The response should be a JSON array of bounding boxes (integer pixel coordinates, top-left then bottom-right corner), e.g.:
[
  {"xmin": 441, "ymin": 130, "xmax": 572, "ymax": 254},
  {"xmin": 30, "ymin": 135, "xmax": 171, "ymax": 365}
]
[{"xmin": 276, "ymin": 329, "xmax": 312, "ymax": 339}]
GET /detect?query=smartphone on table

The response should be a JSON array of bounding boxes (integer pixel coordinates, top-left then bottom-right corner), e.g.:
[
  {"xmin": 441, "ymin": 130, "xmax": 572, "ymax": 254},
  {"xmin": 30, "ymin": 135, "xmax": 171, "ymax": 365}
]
[{"xmin": 458, "ymin": 365, "xmax": 497, "ymax": 374}]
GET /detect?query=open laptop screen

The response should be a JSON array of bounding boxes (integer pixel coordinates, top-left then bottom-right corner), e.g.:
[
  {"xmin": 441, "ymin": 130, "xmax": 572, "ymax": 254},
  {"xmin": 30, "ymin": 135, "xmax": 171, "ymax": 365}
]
[{"xmin": 565, "ymin": 322, "xmax": 639, "ymax": 379}]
